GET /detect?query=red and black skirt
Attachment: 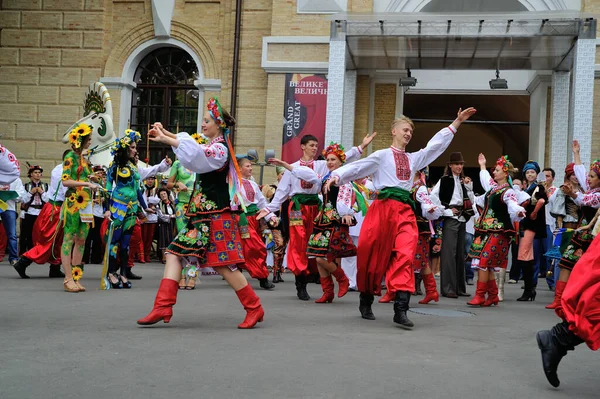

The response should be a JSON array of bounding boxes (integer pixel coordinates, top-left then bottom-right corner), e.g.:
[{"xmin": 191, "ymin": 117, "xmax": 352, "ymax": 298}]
[
  {"xmin": 307, "ymin": 220, "xmax": 356, "ymax": 263},
  {"xmin": 558, "ymin": 230, "xmax": 594, "ymax": 271},
  {"xmin": 468, "ymin": 230, "xmax": 513, "ymax": 270}
]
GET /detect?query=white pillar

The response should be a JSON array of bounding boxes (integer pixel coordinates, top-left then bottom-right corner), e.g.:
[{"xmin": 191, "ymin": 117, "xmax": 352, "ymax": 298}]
[
  {"xmin": 528, "ymin": 76, "xmax": 549, "ymax": 164},
  {"xmin": 550, "ymin": 71, "xmax": 571, "ymax": 184},
  {"xmin": 325, "ymin": 38, "xmax": 347, "ymax": 145},
  {"xmin": 569, "ymin": 39, "xmax": 596, "ymax": 166},
  {"xmin": 341, "ymin": 69, "xmax": 357, "ymax": 150},
  {"xmin": 394, "ymin": 85, "xmax": 404, "ymax": 118}
]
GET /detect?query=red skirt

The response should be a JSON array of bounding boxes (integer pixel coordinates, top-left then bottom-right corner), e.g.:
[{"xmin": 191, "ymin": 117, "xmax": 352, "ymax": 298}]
[
  {"xmin": 559, "ymin": 233, "xmax": 600, "ymax": 350},
  {"xmin": 165, "ymin": 211, "xmax": 244, "ymax": 268},
  {"xmin": 22, "ymin": 202, "xmax": 63, "ymax": 265},
  {"xmin": 413, "ymin": 233, "xmax": 430, "ymax": 272},
  {"xmin": 468, "ymin": 230, "xmax": 512, "ymax": 271},
  {"xmin": 357, "ymin": 199, "xmax": 417, "ymax": 295},
  {"xmin": 287, "ymin": 202, "xmax": 319, "ymax": 276},
  {"xmin": 236, "ymin": 214, "xmax": 269, "ymax": 279}
]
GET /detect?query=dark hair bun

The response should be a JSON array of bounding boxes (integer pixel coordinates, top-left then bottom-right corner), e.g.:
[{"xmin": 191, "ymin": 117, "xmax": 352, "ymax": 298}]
[{"xmin": 222, "ymin": 110, "xmax": 236, "ymax": 128}]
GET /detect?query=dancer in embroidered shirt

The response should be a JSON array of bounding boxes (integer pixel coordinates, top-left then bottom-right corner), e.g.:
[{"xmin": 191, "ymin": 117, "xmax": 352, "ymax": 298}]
[{"xmin": 325, "ymin": 108, "xmax": 476, "ymax": 329}]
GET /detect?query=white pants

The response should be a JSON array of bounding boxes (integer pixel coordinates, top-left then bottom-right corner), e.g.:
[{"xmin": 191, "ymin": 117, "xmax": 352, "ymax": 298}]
[{"xmin": 341, "ymin": 235, "xmax": 359, "ymax": 289}]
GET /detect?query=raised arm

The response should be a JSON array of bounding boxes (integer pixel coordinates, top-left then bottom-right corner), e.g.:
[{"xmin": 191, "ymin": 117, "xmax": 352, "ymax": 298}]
[
  {"xmin": 138, "ymin": 157, "xmax": 171, "ymax": 181},
  {"xmin": 416, "ymin": 185, "xmax": 444, "ymax": 220},
  {"xmin": 265, "ymin": 170, "xmax": 291, "ymax": 213},
  {"xmin": 503, "ymin": 188, "xmax": 527, "ymax": 223},
  {"xmin": 343, "ymin": 132, "xmax": 376, "ymax": 163},
  {"xmin": 331, "ymin": 151, "xmax": 381, "ymax": 186}
]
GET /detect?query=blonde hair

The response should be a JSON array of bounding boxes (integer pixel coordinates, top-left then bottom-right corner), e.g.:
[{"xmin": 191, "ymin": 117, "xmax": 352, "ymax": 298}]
[{"xmin": 392, "ymin": 115, "xmax": 415, "ymax": 131}]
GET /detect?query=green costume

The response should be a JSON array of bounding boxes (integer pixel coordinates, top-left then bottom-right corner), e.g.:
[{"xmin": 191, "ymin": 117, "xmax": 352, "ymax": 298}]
[{"xmin": 169, "ymin": 159, "xmax": 196, "ymax": 232}]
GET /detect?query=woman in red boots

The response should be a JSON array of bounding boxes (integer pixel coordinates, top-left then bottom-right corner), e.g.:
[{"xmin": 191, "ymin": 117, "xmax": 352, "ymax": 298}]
[
  {"xmin": 138, "ymin": 97, "xmax": 265, "ymax": 329},
  {"xmin": 467, "ymin": 154, "xmax": 526, "ymax": 307},
  {"xmin": 379, "ymin": 168, "xmax": 444, "ymax": 304}
]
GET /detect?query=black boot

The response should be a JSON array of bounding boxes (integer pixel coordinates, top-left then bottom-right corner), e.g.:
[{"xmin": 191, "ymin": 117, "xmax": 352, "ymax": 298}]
[
  {"xmin": 359, "ymin": 292, "xmax": 376, "ymax": 320},
  {"xmin": 13, "ymin": 257, "xmax": 33, "ymax": 279},
  {"xmin": 259, "ymin": 278, "xmax": 275, "ymax": 290},
  {"xmin": 48, "ymin": 264, "xmax": 65, "ymax": 278},
  {"xmin": 295, "ymin": 275, "xmax": 310, "ymax": 300},
  {"xmin": 517, "ymin": 261, "xmax": 536, "ymax": 301},
  {"xmin": 413, "ymin": 273, "xmax": 423, "ymax": 296},
  {"xmin": 276, "ymin": 270, "xmax": 284, "ymax": 283},
  {"xmin": 393, "ymin": 291, "xmax": 414, "ymax": 329},
  {"xmin": 125, "ymin": 267, "xmax": 142, "ymax": 280},
  {"xmin": 119, "ymin": 250, "xmax": 133, "ymax": 288},
  {"xmin": 536, "ymin": 321, "xmax": 584, "ymax": 387}
]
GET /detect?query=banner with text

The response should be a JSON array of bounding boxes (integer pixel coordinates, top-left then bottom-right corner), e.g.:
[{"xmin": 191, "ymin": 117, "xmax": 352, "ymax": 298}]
[{"xmin": 281, "ymin": 74, "xmax": 328, "ymax": 163}]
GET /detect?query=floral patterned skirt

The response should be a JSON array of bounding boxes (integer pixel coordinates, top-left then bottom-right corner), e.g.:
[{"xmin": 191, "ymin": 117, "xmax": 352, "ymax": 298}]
[
  {"xmin": 468, "ymin": 230, "xmax": 513, "ymax": 271},
  {"xmin": 306, "ymin": 221, "xmax": 356, "ymax": 263},
  {"xmin": 413, "ymin": 233, "xmax": 431, "ymax": 272},
  {"xmin": 165, "ymin": 211, "xmax": 244, "ymax": 268},
  {"xmin": 558, "ymin": 230, "xmax": 594, "ymax": 271}
]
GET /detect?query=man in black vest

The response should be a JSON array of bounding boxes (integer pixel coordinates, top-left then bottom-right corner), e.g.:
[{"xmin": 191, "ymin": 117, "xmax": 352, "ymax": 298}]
[
  {"xmin": 431, "ymin": 152, "xmax": 474, "ymax": 298},
  {"xmin": 19, "ymin": 165, "xmax": 48, "ymax": 255}
]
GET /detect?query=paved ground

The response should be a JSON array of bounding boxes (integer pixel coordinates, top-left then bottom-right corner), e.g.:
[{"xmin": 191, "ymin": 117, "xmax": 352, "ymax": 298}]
[{"xmin": 0, "ymin": 262, "xmax": 597, "ymax": 399}]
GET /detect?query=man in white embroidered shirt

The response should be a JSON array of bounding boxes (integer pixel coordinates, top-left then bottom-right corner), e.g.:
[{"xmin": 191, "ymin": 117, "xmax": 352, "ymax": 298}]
[{"xmin": 430, "ymin": 152, "xmax": 475, "ymax": 298}]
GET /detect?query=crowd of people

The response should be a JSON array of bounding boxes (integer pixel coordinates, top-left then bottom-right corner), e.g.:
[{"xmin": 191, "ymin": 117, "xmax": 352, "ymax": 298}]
[{"xmin": 0, "ymin": 96, "xmax": 598, "ymax": 388}]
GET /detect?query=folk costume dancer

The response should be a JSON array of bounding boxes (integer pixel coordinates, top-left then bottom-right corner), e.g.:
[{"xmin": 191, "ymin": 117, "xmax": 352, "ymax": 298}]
[
  {"xmin": 548, "ymin": 141, "xmax": 600, "ymax": 312},
  {"xmin": 326, "ymin": 108, "xmax": 477, "ymax": 329},
  {"xmin": 20, "ymin": 164, "xmax": 48, "ymax": 255},
  {"xmin": 0, "ymin": 144, "xmax": 20, "ymax": 185},
  {"xmin": 258, "ymin": 134, "xmax": 374, "ymax": 301},
  {"xmin": 140, "ymin": 176, "xmax": 159, "ymax": 264},
  {"xmin": 61, "ymin": 123, "xmax": 98, "ymax": 293},
  {"xmin": 237, "ymin": 156, "xmax": 277, "ymax": 290},
  {"xmin": 138, "ymin": 97, "xmax": 265, "ymax": 329},
  {"xmin": 13, "ymin": 152, "xmax": 69, "ymax": 279},
  {"xmin": 269, "ymin": 166, "xmax": 289, "ymax": 284},
  {"xmin": 466, "ymin": 154, "xmax": 526, "ymax": 307},
  {"xmin": 103, "ymin": 130, "xmax": 146, "ymax": 289},
  {"xmin": 379, "ymin": 168, "xmax": 444, "ymax": 304}
]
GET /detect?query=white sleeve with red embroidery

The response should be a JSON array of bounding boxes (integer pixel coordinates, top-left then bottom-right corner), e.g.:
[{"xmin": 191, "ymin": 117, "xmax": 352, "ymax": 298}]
[
  {"xmin": 172, "ymin": 132, "xmax": 227, "ymax": 174},
  {"xmin": 503, "ymin": 188, "xmax": 526, "ymax": 223},
  {"xmin": 336, "ymin": 183, "xmax": 355, "ymax": 216},
  {"xmin": 417, "ymin": 185, "xmax": 444, "ymax": 220},
  {"xmin": 251, "ymin": 180, "xmax": 275, "ymax": 220},
  {"xmin": 479, "ymin": 169, "xmax": 496, "ymax": 192},
  {"xmin": 0, "ymin": 145, "xmax": 20, "ymax": 185},
  {"xmin": 138, "ymin": 158, "xmax": 170, "ymax": 181},
  {"xmin": 332, "ymin": 151, "xmax": 381, "ymax": 186},
  {"xmin": 409, "ymin": 126, "xmax": 456, "ymax": 172},
  {"xmin": 574, "ymin": 164, "xmax": 590, "ymax": 192},
  {"xmin": 574, "ymin": 190, "xmax": 600, "ymax": 208},
  {"xmin": 291, "ymin": 166, "xmax": 320, "ymax": 185},
  {"xmin": 266, "ymin": 170, "xmax": 292, "ymax": 213},
  {"xmin": 344, "ymin": 146, "xmax": 363, "ymax": 163}
]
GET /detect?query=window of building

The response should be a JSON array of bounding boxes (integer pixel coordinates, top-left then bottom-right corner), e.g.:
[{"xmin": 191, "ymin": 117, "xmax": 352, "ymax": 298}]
[{"xmin": 130, "ymin": 47, "xmax": 199, "ymax": 165}]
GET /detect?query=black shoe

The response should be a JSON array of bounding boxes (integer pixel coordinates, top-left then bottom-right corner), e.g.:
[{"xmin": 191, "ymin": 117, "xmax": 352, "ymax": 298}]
[
  {"xmin": 413, "ymin": 273, "xmax": 423, "ymax": 296},
  {"xmin": 48, "ymin": 264, "xmax": 65, "ymax": 278},
  {"xmin": 259, "ymin": 278, "xmax": 275, "ymax": 290},
  {"xmin": 458, "ymin": 292, "xmax": 471, "ymax": 297},
  {"xmin": 393, "ymin": 291, "xmax": 414, "ymax": 329},
  {"xmin": 295, "ymin": 275, "xmax": 310, "ymax": 300},
  {"xmin": 272, "ymin": 270, "xmax": 284, "ymax": 283},
  {"xmin": 359, "ymin": 293, "xmax": 376, "ymax": 320},
  {"xmin": 13, "ymin": 257, "xmax": 32, "ymax": 279},
  {"xmin": 516, "ymin": 289, "xmax": 537, "ymax": 301},
  {"xmin": 120, "ymin": 275, "xmax": 132, "ymax": 289},
  {"xmin": 108, "ymin": 273, "xmax": 123, "ymax": 289},
  {"xmin": 536, "ymin": 322, "xmax": 584, "ymax": 388},
  {"xmin": 443, "ymin": 292, "xmax": 458, "ymax": 298},
  {"xmin": 126, "ymin": 268, "xmax": 142, "ymax": 280},
  {"xmin": 466, "ymin": 278, "xmax": 474, "ymax": 286}
]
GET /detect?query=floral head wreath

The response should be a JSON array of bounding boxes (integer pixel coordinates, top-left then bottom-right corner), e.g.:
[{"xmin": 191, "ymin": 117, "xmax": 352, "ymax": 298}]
[
  {"xmin": 68, "ymin": 123, "xmax": 93, "ymax": 149},
  {"xmin": 110, "ymin": 129, "xmax": 141, "ymax": 156},
  {"xmin": 591, "ymin": 160, "xmax": 600, "ymax": 177},
  {"xmin": 496, "ymin": 155, "xmax": 513, "ymax": 185},
  {"xmin": 323, "ymin": 142, "xmax": 346, "ymax": 164},
  {"xmin": 190, "ymin": 133, "xmax": 210, "ymax": 145},
  {"xmin": 207, "ymin": 97, "xmax": 228, "ymax": 132}
]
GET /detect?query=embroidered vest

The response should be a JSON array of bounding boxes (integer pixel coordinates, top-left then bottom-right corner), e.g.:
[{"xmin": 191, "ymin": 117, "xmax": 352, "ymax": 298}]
[
  {"xmin": 475, "ymin": 185, "xmax": 514, "ymax": 233},
  {"xmin": 187, "ymin": 162, "xmax": 231, "ymax": 215}
]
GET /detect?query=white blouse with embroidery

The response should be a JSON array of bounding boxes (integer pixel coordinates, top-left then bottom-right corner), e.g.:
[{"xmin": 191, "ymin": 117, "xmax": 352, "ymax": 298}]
[
  {"xmin": 478, "ymin": 170, "xmax": 527, "ymax": 223},
  {"xmin": 415, "ymin": 184, "xmax": 445, "ymax": 220},
  {"xmin": 573, "ymin": 164, "xmax": 600, "ymax": 209},
  {"xmin": 172, "ymin": 132, "xmax": 228, "ymax": 174},
  {"xmin": 332, "ymin": 126, "xmax": 456, "ymax": 191}
]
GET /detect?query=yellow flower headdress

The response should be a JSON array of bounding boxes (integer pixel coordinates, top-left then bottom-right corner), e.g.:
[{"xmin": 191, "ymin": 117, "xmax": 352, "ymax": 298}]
[
  {"xmin": 68, "ymin": 124, "xmax": 92, "ymax": 149},
  {"xmin": 110, "ymin": 129, "xmax": 142, "ymax": 155}
]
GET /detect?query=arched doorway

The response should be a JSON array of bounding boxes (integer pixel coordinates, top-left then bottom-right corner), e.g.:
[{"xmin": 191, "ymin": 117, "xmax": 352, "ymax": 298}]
[{"xmin": 130, "ymin": 47, "xmax": 199, "ymax": 164}]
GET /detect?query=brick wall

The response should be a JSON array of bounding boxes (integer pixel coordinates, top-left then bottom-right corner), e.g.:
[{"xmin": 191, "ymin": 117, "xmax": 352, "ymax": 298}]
[
  {"xmin": 353, "ymin": 75, "xmax": 370, "ymax": 146},
  {"xmin": 371, "ymin": 83, "xmax": 396, "ymax": 151}
]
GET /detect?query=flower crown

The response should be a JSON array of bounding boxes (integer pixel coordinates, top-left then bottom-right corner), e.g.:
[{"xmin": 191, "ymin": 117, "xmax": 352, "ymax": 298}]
[
  {"xmin": 207, "ymin": 97, "xmax": 227, "ymax": 129},
  {"xmin": 110, "ymin": 129, "xmax": 141, "ymax": 155},
  {"xmin": 68, "ymin": 123, "xmax": 93, "ymax": 149},
  {"xmin": 190, "ymin": 132, "xmax": 210, "ymax": 145},
  {"xmin": 591, "ymin": 159, "xmax": 600, "ymax": 177},
  {"xmin": 496, "ymin": 155, "xmax": 511, "ymax": 173},
  {"xmin": 323, "ymin": 142, "xmax": 346, "ymax": 164}
]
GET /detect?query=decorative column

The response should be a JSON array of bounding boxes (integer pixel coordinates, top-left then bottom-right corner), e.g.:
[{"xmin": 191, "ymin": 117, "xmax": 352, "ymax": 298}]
[
  {"xmin": 569, "ymin": 39, "xmax": 596, "ymax": 167},
  {"xmin": 550, "ymin": 71, "xmax": 570, "ymax": 184},
  {"xmin": 341, "ymin": 69, "xmax": 357, "ymax": 149},
  {"xmin": 324, "ymin": 37, "xmax": 347, "ymax": 145}
]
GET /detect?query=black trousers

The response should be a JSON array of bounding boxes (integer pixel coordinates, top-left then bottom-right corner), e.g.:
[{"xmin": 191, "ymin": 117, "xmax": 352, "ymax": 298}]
[
  {"xmin": 440, "ymin": 218, "xmax": 467, "ymax": 296},
  {"xmin": 19, "ymin": 213, "xmax": 38, "ymax": 256},
  {"xmin": 83, "ymin": 216, "xmax": 105, "ymax": 264}
]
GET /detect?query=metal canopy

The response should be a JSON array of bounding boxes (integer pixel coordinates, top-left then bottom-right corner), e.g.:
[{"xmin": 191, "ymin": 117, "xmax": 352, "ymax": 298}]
[{"xmin": 330, "ymin": 12, "xmax": 597, "ymax": 71}]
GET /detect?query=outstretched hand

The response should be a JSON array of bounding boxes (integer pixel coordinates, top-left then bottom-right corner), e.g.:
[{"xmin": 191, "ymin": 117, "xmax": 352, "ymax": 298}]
[
  {"xmin": 148, "ymin": 127, "xmax": 166, "ymax": 143},
  {"xmin": 324, "ymin": 176, "xmax": 339, "ymax": 193},
  {"xmin": 256, "ymin": 209, "xmax": 269, "ymax": 220},
  {"xmin": 360, "ymin": 132, "xmax": 377, "ymax": 150},
  {"xmin": 456, "ymin": 107, "xmax": 477, "ymax": 123},
  {"xmin": 572, "ymin": 140, "xmax": 580, "ymax": 154},
  {"xmin": 478, "ymin": 153, "xmax": 486, "ymax": 168},
  {"xmin": 268, "ymin": 158, "xmax": 292, "ymax": 171}
]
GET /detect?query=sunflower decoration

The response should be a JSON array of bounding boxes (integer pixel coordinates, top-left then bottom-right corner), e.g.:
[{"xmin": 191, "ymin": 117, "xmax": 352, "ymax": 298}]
[
  {"xmin": 69, "ymin": 124, "xmax": 92, "ymax": 149},
  {"xmin": 73, "ymin": 188, "xmax": 91, "ymax": 211},
  {"xmin": 63, "ymin": 158, "xmax": 73, "ymax": 169},
  {"xmin": 71, "ymin": 265, "xmax": 83, "ymax": 281},
  {"xmin": 110, "ymin": 129, "xmax": 142, "ymax": 155},
  {"xmin": 62, "ymin": 173, "xmax": 70, "ymax": 181},
  {"xmin": 191, "ymin": 133, "xmax": 210, "ymax": 145}
]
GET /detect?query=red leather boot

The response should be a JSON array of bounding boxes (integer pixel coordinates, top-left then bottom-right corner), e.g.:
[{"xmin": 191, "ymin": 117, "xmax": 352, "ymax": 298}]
[
  {"xmin": 467, "ymin": 281, "xmax": 488, "ymax": 306},
  {"xmin": 483, "ymin": 278, "xmax": 499, "ymax": 307},
  {"xmin": 315, "ymin": 276, "xmax": 335, "ymax": 303},
  {"xmin": 236, "ymin": 284, "xmax": 265, "ymax": 329},
  {"xmin": 418, "ymin": 273, "xmax": 439, "ymax": 304},
  {"xmin": 137, "ymin": 279, "xmax": 178, "ymax": 325},
  {"xmin": 546, "ymin": 280, "xmax": 567, "ymax": 309},
  {"xmin": 378, "ymin": 290, "xmax": 395, "ymax": 303},
  {"xmin": 331, "ymin": 267, "xmax": 349, "ymax": 298}
]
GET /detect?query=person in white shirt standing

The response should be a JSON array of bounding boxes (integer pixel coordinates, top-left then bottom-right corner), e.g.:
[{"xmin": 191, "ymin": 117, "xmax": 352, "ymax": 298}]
[
  {"xmin": 430, "ymin": 152, "xmax": 475, "ymax": 299},
  {"xmin": 0, "ymin": 177, "xmax": 26, "ymax": 265},
  {"xmin": 19, "ymin": 165, "xmax": 48, "ymax": 255}
]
